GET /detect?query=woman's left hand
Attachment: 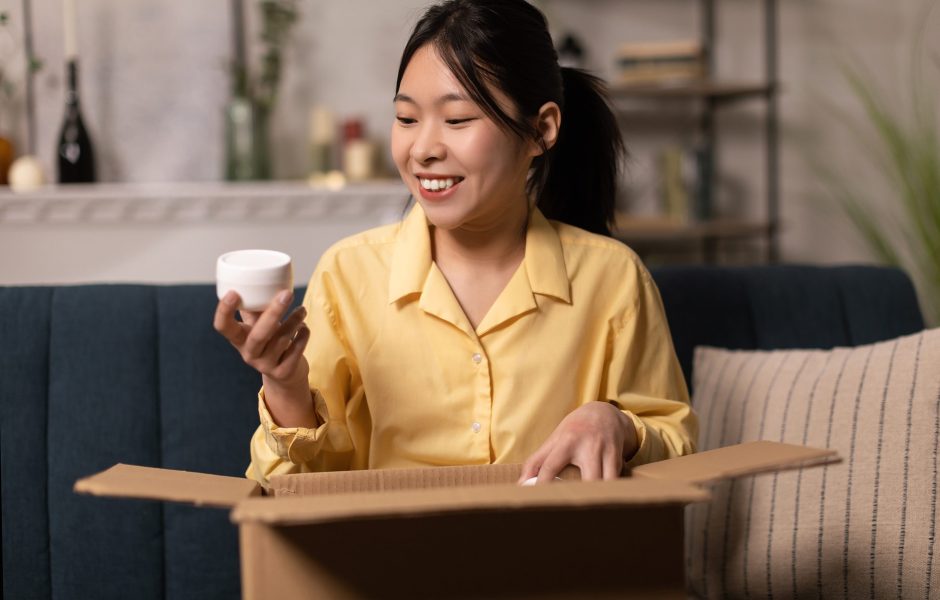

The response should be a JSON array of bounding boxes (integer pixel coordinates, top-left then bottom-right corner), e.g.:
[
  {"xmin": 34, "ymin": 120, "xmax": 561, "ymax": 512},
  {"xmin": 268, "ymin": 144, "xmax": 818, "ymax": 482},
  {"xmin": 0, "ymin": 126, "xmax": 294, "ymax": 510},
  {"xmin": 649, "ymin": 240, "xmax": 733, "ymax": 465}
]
[{"xmin": 518, "ymin": 401, "xmax": 638, "ymax": 484}]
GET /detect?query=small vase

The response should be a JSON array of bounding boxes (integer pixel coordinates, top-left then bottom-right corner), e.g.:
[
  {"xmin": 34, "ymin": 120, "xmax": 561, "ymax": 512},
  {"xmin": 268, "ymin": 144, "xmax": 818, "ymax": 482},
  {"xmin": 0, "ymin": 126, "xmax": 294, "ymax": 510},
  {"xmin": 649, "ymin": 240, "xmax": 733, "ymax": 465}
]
[
  {"xmin": 224, "ymin": 96, "xmax": 271, "ymax": 181},
  {"xmin": 0, "ymin": 134, "xmax": 14, "ymax": 185}
]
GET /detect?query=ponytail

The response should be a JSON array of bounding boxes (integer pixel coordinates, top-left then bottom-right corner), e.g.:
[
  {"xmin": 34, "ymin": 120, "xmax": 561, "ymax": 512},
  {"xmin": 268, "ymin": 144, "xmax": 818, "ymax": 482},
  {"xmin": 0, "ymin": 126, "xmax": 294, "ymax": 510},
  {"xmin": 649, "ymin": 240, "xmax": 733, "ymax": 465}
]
[{"xmin": 531, "ymin": 68, "xmax": 624, "ymax": 237}]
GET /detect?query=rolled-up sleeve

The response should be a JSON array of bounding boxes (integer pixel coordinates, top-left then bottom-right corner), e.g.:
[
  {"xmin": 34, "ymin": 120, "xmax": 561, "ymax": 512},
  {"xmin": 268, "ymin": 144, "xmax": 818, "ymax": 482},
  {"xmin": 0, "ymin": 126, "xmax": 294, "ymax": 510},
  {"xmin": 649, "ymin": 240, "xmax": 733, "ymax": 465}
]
[{"xmin": 605, "ymin": 268, "xmax": 698, "ymax": 469}]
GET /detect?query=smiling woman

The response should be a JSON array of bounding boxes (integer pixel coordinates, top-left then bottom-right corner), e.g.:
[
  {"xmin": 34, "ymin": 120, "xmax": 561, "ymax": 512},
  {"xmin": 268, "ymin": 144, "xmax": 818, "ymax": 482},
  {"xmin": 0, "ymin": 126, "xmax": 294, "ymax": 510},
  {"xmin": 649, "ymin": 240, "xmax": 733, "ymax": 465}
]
[{"xmin": 213, "ymin": 0, "xmax": 697, "ymax": 489}]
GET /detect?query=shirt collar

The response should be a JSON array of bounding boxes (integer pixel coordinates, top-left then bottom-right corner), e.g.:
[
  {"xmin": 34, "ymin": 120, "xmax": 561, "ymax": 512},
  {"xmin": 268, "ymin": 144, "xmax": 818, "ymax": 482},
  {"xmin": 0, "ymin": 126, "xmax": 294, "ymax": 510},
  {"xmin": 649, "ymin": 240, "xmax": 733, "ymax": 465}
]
[
  {"xmin": 387, "ymin": 203, "xmax": 571, "ymax": 305},
  {"xmin": 524, "ymin": 207, "xmax": 572, "ymax": 304},
  {"xmin": 388, "ymin": 203, "xmax": 434, "ymax": 304}
]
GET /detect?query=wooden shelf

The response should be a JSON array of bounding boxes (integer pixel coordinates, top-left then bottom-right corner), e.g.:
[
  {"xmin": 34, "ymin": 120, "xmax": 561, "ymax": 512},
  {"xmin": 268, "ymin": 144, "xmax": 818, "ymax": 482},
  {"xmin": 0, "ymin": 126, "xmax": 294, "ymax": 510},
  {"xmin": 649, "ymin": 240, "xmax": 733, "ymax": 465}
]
[
  {"xmin": 613, "ymin": 214, "xmax": 771, "ymax": 245},
  {"xmin": 609, "ymin": 80, "xmax": 774, "ymax": 104}
]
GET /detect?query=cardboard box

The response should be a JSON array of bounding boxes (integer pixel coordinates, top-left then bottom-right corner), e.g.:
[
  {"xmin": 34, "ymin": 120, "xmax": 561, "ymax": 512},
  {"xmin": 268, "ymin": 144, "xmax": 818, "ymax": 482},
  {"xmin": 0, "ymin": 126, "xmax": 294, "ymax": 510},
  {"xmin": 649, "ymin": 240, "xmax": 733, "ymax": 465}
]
[{"xmin": 74, "ymin": 441, "xmax": 838, "ymax": 599}]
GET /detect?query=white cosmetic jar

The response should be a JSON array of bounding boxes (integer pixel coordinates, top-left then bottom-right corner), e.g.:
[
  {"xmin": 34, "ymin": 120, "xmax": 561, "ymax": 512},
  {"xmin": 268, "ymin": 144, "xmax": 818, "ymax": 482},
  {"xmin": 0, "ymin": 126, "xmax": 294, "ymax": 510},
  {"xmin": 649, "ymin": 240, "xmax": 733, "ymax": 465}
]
[{"xmin": 216, "ymin": 249, "xmax": 293, "ymax": 311}]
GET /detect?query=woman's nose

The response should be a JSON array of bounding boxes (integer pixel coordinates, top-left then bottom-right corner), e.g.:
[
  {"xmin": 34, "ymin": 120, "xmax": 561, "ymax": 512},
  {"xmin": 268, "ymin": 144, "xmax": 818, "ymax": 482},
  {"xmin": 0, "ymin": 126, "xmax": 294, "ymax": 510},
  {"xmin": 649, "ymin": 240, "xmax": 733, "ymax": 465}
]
[{"xmin": 411, "ymin": 124, "xmax": 446, "ymax": 163}]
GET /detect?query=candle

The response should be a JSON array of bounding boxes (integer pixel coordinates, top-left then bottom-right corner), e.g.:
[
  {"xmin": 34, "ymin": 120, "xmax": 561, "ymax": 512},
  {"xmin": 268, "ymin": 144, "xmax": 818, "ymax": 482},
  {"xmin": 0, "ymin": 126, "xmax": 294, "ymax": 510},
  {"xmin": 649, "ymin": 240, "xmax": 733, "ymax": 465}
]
[{"xmin": 63, "ymin": 0, "xmax": 77, "ymax": 60}]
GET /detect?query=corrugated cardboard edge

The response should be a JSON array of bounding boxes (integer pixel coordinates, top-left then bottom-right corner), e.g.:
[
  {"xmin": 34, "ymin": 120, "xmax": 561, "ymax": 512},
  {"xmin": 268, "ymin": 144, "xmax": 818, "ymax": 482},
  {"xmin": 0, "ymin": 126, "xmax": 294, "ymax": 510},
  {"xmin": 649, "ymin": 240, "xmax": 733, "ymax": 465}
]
[
  {"xmin": 74, "ymin": 463, "xmax": 261, "ymax": 509},
  {"xmin": 631, "ymin": 441, "xmax": 841, "ymax": 486},
  {"xmin": 271, "ymin": 463, "xmax": 517, "ymax": 496},
  {"xmin": 269, "ymin": 463, "xmax": 583, "ymax": 497},
  {"xmin": 231, "ymin": 476, "xmax": 710, "ymax": 526}
]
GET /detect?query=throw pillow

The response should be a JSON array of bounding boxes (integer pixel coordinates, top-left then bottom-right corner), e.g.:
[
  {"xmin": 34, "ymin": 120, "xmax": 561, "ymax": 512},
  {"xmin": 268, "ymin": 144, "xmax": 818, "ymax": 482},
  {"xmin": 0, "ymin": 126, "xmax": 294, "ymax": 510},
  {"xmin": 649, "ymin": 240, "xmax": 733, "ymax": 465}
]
[{"xmin": 685, "ymin": 327, "xmax": 940, "ymax": 599}]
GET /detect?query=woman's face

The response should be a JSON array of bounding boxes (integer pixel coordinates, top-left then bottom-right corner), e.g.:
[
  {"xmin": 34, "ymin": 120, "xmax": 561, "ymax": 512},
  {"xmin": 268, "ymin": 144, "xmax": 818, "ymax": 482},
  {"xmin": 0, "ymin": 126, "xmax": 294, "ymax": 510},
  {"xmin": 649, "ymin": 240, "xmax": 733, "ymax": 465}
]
[{"xmin": 391, "ymin": 45, "xmax": 534, "ymax": 233}]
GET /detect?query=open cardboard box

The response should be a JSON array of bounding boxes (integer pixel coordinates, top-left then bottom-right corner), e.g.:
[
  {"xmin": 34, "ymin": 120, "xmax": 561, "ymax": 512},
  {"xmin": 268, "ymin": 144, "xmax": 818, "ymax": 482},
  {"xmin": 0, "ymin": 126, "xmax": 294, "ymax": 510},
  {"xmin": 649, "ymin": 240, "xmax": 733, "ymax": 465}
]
[{"xmin": 74, "ymin": 441, "xmax": 838, "ymax": 599}]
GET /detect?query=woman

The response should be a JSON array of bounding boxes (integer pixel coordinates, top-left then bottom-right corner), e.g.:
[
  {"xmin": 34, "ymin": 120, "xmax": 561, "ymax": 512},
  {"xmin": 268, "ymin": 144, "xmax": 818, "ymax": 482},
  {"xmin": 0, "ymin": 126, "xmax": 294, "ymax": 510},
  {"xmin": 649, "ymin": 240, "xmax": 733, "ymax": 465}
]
[{"xmin": 214, "ymin": 0, "xmax": 697, "ymax": 487}]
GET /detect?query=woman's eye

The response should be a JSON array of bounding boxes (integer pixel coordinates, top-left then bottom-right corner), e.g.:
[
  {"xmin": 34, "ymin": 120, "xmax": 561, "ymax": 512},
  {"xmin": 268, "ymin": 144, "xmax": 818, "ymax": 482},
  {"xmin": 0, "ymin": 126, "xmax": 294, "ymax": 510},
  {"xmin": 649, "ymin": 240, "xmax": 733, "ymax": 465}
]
[
  {"xmin": 396, "ymin": 117, "xmax": 417, "ymax": 125},
  {"xmin": 446, "ymin": 118, "xmax": 475, "ymax": 125}
]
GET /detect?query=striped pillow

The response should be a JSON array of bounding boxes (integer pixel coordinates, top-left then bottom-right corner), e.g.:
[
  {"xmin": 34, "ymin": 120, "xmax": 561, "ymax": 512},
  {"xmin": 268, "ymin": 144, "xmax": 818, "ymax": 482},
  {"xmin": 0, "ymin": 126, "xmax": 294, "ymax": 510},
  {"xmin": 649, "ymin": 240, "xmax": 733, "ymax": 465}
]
[{"xmin": 685, "ymin": 327, "xmax": 940, "ymax": 600}]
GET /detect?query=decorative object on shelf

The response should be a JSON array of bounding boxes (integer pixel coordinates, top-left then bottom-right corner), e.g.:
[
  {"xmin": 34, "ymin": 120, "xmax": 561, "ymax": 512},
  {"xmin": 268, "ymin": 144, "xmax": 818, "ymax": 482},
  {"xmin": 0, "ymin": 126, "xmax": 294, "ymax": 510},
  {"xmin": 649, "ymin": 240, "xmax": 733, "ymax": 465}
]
[
  {"xmin": 0, "ymin": 136, "xmax": 12, "ymax": 185},
  {"xmin": 224, "ymin": 0, "xmax": 299, "ymax": 181},
  {"xmin": 616, "ymin": 39, "xmax": 705, "ymax": 86},
  {"xmin": 224, "ymin": 92, "xmax": 268, "ymax": 181},
  {"xmin": 308, "ymin": 104, "xmax": 341, "ymax": 182},
  {"xmin": 8, "ymin": 154, "xmax": 45, "ymax": 191},
  {"xmin": 341, "ymin": 117, "xmax": 376, "ymax": 182},
  {"xmin": 556, "ymin": 33, "xmax": 585, "ymax": 69},
  {"xmin": 819, "ymin": 15, "xmax": 939, "ymax": 325},
  {"xmin": 657, "ymin": 146, "xmax": 689, "ymax": 222},
  {"xmin": 56, "ymin": 0, "xmax": 95, "ymax": 183},
  {"xmin": 57, "ymin": 60, "xmax": 95, "ymax": 183}
]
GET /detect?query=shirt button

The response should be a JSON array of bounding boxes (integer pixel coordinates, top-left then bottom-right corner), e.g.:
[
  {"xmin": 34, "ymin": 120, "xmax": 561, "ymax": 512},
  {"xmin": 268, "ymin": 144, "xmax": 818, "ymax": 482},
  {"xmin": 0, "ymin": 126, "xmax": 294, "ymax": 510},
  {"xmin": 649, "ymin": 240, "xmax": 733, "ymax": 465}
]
[
  {"xmin": 471, "ymin": 421, "xmax": 482, "ymax": 433},
  {"xmin": 472, "ymin": 352, "xmax": 482, "ymax": 364}
]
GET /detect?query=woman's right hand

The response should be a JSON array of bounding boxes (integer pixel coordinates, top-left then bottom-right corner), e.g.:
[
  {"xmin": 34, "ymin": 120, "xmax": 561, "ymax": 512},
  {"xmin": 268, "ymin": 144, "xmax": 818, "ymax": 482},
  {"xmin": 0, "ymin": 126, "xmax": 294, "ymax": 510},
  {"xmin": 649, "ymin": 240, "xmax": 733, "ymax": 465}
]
[{"xmin": 213, "ymin": 288, "xmax": 310, "ymax": 387}]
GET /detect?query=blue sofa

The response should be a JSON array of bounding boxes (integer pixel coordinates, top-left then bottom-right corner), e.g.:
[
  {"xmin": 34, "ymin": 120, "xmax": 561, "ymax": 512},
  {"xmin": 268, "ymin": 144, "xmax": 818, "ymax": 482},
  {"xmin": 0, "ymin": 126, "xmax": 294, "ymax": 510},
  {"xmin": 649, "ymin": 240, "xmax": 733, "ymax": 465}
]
[{"xmin": 0, "ymin": 265, "xmax": 924, "ymax": 600}]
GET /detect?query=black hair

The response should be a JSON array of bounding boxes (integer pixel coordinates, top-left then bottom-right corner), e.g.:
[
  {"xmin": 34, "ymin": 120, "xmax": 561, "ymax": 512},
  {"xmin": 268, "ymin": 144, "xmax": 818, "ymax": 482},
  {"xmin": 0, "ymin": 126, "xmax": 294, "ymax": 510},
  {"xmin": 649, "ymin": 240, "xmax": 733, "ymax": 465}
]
[{"xmin": 396, "ymin": 0, "xmax": 624, "ymax": 236}]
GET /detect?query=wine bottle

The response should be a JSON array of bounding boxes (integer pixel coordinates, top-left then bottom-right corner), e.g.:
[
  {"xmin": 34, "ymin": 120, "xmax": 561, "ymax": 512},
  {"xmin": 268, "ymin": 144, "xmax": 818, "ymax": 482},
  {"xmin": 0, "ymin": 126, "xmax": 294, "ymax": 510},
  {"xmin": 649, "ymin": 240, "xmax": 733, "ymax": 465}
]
[{"xmin": 57, "ymin": 59, "xmax": 96, "ymax": 183}]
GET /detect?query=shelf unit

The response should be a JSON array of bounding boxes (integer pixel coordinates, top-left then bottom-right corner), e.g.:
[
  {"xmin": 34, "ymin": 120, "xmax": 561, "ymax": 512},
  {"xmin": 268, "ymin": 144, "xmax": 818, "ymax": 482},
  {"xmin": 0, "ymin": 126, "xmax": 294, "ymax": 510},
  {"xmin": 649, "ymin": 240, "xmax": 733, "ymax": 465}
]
[{"xmin": 609, "ymin": 0, "xmax": 780, "ymax": 264}]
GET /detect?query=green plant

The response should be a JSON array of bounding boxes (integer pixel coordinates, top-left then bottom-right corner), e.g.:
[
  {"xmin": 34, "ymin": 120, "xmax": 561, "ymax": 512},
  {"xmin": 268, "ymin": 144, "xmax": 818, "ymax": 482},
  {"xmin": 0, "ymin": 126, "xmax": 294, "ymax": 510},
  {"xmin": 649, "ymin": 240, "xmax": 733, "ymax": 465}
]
[
  {"xmin": 255, "ymin": 0, "xmax": 298, "ymax": 112},
  {"xmin": 0, "ymin": 12, "xmax": 18, "ymax": 107},
  {"xmin": 233, "ymin": 0, "xmax": 299, "ymax": 114},
  {"xmin": 0, "ymin": 10, "xmax": 44, "ymax": 124},
  {"xmin": 823, "ymin": 7, "xmax": 940, "ymax": 326}
]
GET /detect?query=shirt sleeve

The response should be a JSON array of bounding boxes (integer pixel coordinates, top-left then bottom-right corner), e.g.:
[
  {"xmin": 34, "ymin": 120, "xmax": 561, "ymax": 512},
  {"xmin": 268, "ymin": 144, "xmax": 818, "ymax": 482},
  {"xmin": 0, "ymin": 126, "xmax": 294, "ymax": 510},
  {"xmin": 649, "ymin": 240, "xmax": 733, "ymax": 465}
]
[
  {"xmin": 604, "ymin": 266, "xmax": 698, "ymax": 469},
  {"xmin": 246, "ymin": 266, "xmax": 362, "ymax": 488}
]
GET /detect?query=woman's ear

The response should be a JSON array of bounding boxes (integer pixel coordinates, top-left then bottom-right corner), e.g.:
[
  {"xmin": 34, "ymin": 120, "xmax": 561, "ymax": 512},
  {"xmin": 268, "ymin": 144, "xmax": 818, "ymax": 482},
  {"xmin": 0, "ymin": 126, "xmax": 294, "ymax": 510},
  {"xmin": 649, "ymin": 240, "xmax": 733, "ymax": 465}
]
[{"xmin": 529, "ymin": 101, "xmax": 561, "ymax": 157}]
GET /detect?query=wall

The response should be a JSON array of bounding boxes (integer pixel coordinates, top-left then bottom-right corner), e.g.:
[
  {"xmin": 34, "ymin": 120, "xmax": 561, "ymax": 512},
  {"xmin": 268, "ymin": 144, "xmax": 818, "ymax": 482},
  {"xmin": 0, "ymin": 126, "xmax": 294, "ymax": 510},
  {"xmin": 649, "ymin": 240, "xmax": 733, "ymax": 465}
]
[{"xmin": 1, "ymin": 0, "xmax": 938, "ymax": 278}]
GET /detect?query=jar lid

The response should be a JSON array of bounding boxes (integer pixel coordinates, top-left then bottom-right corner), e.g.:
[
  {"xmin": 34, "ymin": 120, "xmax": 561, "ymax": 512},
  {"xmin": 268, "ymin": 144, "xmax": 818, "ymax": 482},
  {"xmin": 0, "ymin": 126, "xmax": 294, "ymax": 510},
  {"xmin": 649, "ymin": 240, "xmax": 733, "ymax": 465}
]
[{"xmin": 216, "ymin": 249, "xmax": 293, "ymax": 285}]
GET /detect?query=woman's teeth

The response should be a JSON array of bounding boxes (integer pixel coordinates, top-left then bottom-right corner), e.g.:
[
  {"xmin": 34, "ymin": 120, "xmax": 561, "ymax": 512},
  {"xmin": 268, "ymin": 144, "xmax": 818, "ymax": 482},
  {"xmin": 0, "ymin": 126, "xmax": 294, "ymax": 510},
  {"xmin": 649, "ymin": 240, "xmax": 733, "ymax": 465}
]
[{"xmin": 420, "ymin": 177, "xmax": 460, "ymax": 191}]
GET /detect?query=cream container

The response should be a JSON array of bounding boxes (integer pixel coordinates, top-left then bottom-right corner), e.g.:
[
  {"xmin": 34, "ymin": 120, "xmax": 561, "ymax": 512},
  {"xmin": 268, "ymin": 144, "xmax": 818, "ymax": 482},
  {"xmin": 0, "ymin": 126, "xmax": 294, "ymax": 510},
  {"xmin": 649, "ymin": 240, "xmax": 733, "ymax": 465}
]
[{"xmin": 216, "ymin": 249, "xmax": 293, "ymax": 311}]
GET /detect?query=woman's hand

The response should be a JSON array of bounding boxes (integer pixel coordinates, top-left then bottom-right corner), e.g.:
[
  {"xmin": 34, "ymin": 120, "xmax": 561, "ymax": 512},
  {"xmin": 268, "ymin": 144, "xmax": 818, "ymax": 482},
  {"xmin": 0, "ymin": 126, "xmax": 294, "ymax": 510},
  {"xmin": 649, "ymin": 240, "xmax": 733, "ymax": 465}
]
[
  {"xmin": 213, "ymin": 289, "xmax": 319, "ymax": 428},
  {"xmin": 518, "ymin": 401, "xmax": 638, "ymax": 484},
  {"xmin": 213, "ymin": 289, "xmax": 310, "ymax": 385}
]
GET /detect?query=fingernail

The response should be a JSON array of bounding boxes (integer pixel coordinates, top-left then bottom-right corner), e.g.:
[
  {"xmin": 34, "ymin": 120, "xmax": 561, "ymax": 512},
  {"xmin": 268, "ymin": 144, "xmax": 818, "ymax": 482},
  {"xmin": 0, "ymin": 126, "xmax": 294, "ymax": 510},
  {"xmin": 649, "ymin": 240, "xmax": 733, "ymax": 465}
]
[
  {"xmin": 223, "ymin": 291, "xmax": 238, "ymax": 306},
  {"xmin": 278, "ymin": 290, "xmax": 293, "ymax": 305}
]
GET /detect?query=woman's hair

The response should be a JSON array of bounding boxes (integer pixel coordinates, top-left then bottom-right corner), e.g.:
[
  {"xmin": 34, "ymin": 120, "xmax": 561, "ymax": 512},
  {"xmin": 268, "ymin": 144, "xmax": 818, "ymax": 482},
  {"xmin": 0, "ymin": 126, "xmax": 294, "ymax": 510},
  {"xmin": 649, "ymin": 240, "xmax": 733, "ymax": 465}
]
[{"xmin": 396, "ymin": 0, "xmax": 625, "ymax": 236}]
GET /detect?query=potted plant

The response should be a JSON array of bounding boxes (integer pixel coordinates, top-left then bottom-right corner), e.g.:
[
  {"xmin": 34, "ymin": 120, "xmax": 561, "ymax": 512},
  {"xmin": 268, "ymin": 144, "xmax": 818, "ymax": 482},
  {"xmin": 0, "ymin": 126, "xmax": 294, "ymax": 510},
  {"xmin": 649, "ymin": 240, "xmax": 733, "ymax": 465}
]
[{"xmin": 821, "ymin": 13, "xmax": 939, "ymax": 325}]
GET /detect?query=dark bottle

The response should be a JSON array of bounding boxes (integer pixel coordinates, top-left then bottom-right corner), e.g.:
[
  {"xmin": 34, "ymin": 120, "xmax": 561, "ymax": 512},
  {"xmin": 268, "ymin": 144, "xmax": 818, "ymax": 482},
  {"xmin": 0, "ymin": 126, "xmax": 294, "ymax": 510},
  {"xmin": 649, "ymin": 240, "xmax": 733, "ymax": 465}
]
[{"xmin": 57, "ymin": 59, "xmax": 96, "ymax": 183}]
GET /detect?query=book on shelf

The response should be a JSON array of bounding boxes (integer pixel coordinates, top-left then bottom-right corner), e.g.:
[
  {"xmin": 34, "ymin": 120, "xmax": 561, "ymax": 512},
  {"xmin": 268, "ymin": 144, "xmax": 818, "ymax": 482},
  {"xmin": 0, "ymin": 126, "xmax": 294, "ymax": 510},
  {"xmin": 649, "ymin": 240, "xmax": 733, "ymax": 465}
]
[
  {"xmin": 616, "ymin": 39, "xmax": 705, "ymax": 86},
  {"xmin": 659, "ymin": 146, "xmax": 690, "ymax": 223}
]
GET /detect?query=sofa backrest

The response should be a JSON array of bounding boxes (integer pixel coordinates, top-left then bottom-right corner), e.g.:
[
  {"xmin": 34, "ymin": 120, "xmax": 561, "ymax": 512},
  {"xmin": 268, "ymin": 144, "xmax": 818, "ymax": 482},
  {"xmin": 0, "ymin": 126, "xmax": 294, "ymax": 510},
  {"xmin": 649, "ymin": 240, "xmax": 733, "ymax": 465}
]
[
  {"xmin": 0, "ymin": 265, "xmax": 924, "ymax": 600},
  {"xmin": 653, "ymin": 265, "xmax": 925, "ymax": 387}
]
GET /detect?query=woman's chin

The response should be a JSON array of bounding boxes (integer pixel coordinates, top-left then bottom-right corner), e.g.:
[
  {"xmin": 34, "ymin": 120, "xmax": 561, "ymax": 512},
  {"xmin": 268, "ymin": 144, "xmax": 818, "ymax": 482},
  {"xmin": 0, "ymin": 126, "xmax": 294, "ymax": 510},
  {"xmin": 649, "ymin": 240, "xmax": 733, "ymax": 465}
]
[{"xmin": 416, "ymin": 200, "xmax": 469, "ymax": 231}]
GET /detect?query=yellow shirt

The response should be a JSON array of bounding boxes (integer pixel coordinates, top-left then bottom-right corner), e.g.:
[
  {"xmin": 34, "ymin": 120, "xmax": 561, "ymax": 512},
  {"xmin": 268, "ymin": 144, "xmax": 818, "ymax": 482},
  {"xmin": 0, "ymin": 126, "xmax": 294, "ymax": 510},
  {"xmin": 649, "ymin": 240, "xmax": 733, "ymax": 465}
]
[{"xmin": 247, "ymin": 204, "xmax": 697, "ymax": 486}]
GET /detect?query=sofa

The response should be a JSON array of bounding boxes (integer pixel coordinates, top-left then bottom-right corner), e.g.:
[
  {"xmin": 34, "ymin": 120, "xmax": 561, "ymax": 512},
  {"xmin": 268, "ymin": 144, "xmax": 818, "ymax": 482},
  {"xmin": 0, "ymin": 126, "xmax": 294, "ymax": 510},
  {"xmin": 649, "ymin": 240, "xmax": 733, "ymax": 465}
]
[{"xmin": 0, "ymin": 265, "xmax": 925, "ymax": 600}]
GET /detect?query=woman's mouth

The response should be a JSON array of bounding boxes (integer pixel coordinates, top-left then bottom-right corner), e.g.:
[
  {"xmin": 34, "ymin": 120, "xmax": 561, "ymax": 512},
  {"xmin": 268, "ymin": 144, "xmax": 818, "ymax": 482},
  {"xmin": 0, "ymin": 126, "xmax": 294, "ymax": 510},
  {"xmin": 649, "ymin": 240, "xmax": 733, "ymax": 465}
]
[{"xmin": 416, "ymin": 175, "xmax": 464, "ymax": 201}]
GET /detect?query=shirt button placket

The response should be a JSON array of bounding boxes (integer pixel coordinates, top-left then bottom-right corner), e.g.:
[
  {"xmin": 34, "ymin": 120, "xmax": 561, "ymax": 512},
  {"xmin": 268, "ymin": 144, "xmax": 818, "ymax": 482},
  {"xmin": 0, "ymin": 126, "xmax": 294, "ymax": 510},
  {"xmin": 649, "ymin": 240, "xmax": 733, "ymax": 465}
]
[{"xmin": 470, "ymin": 347, "xmax": 489, "ymax": 452}]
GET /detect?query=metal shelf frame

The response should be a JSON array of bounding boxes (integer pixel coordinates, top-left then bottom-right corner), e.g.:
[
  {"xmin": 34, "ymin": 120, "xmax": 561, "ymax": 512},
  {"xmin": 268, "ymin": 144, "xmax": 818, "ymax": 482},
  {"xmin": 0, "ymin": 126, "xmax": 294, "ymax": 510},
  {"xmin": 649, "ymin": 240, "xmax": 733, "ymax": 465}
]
[{"xmin": 699, "ymin": 0, "xmax": 780, "ymax": 262}]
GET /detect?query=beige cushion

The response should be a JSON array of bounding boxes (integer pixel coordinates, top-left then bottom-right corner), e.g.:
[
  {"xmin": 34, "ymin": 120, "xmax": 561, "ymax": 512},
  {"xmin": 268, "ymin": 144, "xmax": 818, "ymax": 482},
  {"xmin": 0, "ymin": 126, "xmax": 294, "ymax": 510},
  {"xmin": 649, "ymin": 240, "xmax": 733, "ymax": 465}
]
[{"xmin": 686, "ymin": 327, "xmax": 940, "ymax": 599}]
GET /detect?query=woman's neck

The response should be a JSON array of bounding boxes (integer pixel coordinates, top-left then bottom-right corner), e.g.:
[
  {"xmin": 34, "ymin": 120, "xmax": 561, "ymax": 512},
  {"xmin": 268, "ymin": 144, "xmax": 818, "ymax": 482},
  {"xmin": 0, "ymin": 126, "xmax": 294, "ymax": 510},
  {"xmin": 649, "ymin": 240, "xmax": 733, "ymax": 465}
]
[{"xmin": 431, "ymin": 202, "xmax": 529, "ymax": 272}]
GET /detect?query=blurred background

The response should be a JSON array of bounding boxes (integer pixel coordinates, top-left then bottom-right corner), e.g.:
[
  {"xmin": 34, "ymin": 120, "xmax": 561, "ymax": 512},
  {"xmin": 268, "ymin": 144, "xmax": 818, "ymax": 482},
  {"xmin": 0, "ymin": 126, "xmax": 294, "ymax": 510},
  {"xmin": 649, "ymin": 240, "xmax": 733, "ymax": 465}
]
[{"xmin": 0, "ymin": 0, "xmax": 937, "ymax": 320}]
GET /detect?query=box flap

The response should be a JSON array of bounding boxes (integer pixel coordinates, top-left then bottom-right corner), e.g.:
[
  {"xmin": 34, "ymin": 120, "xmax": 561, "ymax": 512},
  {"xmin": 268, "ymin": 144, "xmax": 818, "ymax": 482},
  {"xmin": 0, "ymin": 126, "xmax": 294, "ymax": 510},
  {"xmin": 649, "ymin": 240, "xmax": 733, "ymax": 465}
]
[
  {"xmin": 231, "ymin": 477, "xmax": 709, "ymax": 526},
  {"xmin": 74, "ymin": 463, "xmax": 261, "ymax": 509},
  {"xmin": 631, "ymin": 441, "xmax": 840, "ymax": 485}
]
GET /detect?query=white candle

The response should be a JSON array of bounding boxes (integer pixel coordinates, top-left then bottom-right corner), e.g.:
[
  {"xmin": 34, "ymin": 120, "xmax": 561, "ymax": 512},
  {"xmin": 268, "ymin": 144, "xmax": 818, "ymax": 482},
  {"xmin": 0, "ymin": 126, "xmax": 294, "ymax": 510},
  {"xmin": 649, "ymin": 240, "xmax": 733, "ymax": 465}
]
[{"xmin": 63, "ymin": 0, "xmax": 77, "ymax": 60}]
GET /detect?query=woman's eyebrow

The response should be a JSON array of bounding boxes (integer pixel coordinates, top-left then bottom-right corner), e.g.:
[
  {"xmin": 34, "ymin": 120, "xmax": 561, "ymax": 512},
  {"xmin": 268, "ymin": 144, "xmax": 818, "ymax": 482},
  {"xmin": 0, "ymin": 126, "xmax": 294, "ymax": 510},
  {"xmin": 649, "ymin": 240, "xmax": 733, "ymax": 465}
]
[{"xmin": 393, "ymin": 93, "xmax": 472, "ymax": 105}]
